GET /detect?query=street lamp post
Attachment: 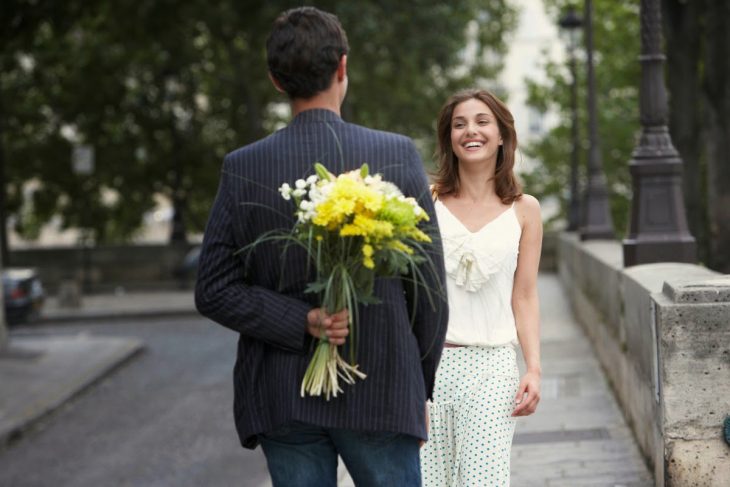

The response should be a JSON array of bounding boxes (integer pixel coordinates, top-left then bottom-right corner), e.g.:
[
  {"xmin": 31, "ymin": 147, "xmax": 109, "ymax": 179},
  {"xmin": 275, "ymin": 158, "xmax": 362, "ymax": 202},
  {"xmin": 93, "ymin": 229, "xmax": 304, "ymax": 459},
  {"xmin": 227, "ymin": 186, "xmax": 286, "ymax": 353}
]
[
  {"xmin": 580, "ymin": 0, "xmax": 615, "ymax": 240},
  {"xmin": 559, "ymin": 7, "xmax": 583, "ymax": 232},
  {"xmin": 622, "ymin": 0, "xmax": 696, "ymax": 265},
  {"xmin": 72, "ymin": 144, "xmax": 95, "ymax": 293}
]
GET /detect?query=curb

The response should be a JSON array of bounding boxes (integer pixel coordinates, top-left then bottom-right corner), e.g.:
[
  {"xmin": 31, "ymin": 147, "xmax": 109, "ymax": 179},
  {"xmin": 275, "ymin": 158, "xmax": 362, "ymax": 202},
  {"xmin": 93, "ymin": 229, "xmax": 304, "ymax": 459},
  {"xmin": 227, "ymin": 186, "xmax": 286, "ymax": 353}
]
[
  {"xmin": 0, "ymin": 338, "xmax": 145, "ymax": 448},
  {"xmin": 38, "ymin": 308, "xmax": 200, "ymax": 324}
]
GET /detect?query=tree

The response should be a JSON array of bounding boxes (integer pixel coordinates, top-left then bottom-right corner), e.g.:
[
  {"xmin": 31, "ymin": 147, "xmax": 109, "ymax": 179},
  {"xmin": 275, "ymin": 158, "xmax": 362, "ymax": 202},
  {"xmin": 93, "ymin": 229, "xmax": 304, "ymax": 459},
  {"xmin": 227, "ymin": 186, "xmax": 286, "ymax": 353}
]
[
  {"xmin": 663, "ymin": 0, "xmax": 730, "ymax": 271},
  {"xmin": 525, "ymin": 0, "xmax": 729, "ymax": 272},
  {"xmin": 2, "ymin": 0, "xmax": 517, "ymax": 246},
  {"xmin": 523, "ymin": 0, "xmax": 640, "ymax": 235}
]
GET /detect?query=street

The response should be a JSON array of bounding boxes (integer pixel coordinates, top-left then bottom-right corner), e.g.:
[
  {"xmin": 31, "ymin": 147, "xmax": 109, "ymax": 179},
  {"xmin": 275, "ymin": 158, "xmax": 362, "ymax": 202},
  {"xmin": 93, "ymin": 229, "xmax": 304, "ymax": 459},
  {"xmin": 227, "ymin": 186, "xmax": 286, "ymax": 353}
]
[{"xmin": 0, "ymin": 317, "xmax": 270, "ymax": 487}]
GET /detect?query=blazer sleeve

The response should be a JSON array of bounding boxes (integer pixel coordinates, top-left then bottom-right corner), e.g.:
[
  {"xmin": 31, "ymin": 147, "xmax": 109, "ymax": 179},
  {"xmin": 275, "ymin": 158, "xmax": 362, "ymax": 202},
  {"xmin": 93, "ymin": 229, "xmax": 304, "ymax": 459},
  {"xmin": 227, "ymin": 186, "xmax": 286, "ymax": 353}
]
[
  {"xmin": 400, "ymin": 139, "xmax": 449, "ymax": 401},
  {"xmin": 195, "ymin": 157, "xmax": 312, "ymax": 353}
]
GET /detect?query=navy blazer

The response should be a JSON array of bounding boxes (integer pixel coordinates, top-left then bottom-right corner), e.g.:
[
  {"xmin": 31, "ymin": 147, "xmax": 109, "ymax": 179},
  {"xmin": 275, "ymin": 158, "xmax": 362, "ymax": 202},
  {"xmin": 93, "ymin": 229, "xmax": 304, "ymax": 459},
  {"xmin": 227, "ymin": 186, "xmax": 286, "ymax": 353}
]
[{"xmin": 195, "ymin": 109, "xmax": 448, "ymax": 449}]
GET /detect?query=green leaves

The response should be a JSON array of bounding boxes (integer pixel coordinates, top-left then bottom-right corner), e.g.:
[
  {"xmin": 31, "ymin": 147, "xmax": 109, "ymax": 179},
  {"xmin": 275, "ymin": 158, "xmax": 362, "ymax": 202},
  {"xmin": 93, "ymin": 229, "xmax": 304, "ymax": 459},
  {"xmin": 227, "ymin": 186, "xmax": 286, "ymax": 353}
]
[
  {"xmin": 524, "ymin": 0, "xmax": 640, "ymax": 235},
  {"xmin": 314, "ymin": 163, "xmax": 333, "ymax": 182},
  {"xmin": 2, "ymin": 0, "xmax": 516, "ymax": 244}
]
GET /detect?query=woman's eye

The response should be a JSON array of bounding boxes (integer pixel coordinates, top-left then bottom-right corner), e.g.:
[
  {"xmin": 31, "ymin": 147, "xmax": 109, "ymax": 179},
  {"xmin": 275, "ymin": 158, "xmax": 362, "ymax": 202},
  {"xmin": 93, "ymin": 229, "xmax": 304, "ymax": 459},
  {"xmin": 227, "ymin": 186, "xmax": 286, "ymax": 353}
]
[
  {"xmin": 478, "ymin": 120, "xmax": 489, "ymax": 125},
  {"xmin": 453, "ymin": 123, "xmax": 464, "ymax": 129}
]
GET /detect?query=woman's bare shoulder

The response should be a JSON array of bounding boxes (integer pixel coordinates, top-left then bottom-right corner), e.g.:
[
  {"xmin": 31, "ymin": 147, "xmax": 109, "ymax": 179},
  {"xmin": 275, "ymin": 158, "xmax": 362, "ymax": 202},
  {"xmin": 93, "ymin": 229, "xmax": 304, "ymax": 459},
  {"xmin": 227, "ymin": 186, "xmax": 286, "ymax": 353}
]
[{"xmin": 515, "ymin": 194, "xmax": 540, "ymax": 216}]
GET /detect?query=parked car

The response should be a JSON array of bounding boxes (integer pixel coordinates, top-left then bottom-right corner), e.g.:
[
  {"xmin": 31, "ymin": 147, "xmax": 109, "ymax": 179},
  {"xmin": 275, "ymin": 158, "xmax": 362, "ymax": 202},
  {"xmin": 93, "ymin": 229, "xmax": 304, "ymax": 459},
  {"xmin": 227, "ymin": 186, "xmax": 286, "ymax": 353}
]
[{"xmin": 2, "ymin": 268, "xmax": 45, "ymax": 325}]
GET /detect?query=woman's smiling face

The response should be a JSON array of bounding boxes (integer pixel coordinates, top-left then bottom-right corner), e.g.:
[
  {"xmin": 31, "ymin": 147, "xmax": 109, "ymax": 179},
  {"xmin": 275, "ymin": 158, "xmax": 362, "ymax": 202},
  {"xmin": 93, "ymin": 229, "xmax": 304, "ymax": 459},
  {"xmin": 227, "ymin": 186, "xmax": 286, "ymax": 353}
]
[{"xmin": 450, "ymin": 98, "xmax": 503, "ymax": 167}]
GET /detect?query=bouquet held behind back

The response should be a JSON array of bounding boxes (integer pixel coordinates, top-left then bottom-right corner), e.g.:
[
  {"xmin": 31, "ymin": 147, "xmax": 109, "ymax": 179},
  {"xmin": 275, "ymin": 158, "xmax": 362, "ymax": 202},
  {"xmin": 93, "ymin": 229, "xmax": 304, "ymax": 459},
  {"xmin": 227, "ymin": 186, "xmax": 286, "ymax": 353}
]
[{"xmin": 239, "ymin": 162, "xmax": 440, "ymax": 400}]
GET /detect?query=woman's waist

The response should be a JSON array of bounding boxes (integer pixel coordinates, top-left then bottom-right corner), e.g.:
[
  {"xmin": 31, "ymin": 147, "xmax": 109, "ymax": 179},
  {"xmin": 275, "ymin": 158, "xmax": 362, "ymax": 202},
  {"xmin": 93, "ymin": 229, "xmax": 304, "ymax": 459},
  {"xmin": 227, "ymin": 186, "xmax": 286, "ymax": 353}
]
[{"xmin": 444, "ymin": 322, "xmax": 518, "ymax": 347}]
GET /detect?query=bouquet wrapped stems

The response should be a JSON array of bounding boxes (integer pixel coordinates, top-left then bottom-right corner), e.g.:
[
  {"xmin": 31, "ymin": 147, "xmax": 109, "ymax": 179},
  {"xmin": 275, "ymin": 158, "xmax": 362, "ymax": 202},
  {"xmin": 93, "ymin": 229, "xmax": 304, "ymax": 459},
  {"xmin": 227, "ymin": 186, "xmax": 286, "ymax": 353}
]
[{"xmin": 300, "ymin": 266, "xmax": 367, "ymax": 400}]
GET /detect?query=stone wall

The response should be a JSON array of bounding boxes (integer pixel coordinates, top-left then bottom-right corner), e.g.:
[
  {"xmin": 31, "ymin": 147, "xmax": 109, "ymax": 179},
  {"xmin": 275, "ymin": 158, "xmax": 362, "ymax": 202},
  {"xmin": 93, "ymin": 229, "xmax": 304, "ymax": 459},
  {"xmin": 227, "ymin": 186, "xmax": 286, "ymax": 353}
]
[
  {"xmin": 8, "ymin": 244, "xmax": 197, "ymax": 293},
  {"xmin": 558, "ymin": 233, "xmax": 729, "ymax": 486}
]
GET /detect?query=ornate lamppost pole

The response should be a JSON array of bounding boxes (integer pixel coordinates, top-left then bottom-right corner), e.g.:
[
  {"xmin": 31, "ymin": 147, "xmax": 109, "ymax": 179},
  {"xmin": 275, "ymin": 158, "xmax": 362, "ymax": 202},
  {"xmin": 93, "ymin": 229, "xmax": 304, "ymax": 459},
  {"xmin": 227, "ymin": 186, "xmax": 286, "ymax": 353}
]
[
  {"xmin": 559, "ymin": 6, "xmax": 583, "ymax": 231},
  {"xmin": 622, "ymin": 0, "xmax": 696, "ymax": 265},
  {"xmin": 580, "ymin": 0, "xmax": 614, "ymax": 240}
]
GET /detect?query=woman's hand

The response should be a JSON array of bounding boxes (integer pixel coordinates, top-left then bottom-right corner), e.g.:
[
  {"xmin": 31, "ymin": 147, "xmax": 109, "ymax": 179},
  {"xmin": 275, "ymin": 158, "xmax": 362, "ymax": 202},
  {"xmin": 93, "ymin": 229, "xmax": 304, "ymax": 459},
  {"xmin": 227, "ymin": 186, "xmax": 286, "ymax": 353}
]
[
  {"xmin": 512, "ymin": 370, "xmax": 541, "ymax": 416},
  {"xmin": 306, "ymin": 308, "xmax": 349, "ymax": 345}
]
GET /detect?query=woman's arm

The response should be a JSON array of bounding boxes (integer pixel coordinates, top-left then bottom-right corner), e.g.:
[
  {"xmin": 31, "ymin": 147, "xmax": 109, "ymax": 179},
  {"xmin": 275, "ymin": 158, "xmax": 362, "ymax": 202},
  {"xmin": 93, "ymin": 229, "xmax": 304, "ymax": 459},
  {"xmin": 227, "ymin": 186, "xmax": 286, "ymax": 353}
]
[{"xmin": 511, "ymin": 194, "xmax": 543, "ymax": 417}]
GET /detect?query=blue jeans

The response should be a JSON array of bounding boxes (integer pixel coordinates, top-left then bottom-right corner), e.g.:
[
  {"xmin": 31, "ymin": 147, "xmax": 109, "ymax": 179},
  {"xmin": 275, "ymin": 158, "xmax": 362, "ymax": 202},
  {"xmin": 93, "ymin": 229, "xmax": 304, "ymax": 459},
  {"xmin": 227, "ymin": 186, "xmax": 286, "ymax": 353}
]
[{"xmin": 259, "ymin": 421, "xmax": 422, "ymax": 487}]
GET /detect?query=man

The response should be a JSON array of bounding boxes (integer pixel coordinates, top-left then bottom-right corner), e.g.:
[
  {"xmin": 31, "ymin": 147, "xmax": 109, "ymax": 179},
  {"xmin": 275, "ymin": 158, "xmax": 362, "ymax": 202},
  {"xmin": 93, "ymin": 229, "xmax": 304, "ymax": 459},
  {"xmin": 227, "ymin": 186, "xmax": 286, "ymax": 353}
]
[{"xmin": 195, "ymin": 7, "xmax": 447, "ymax": 486}]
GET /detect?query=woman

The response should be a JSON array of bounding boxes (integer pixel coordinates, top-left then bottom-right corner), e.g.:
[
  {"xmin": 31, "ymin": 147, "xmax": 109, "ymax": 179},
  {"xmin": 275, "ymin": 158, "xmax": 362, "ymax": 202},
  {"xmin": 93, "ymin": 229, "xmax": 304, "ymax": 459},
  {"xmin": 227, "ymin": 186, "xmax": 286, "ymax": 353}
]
[{"xmin": 421, "ymin": 89, "xmax": 542, "ymax": 486}]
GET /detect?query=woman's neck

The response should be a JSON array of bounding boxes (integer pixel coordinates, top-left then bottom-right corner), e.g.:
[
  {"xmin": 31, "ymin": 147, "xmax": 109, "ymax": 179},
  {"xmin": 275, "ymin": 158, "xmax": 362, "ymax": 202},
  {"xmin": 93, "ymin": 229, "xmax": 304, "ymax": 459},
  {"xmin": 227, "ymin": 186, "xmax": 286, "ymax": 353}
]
[{"xmin": 457, "ymin": 165, "xmax": 497, "ymax": 202}]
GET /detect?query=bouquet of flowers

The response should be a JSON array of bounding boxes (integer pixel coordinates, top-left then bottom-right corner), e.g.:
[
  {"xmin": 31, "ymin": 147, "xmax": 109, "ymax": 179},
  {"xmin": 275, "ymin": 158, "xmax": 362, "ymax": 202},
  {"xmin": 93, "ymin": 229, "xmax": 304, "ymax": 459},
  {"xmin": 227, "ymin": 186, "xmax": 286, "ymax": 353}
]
[{"xmin": 274, "ymin": 163, "xmax": 434, "ymax": 400}]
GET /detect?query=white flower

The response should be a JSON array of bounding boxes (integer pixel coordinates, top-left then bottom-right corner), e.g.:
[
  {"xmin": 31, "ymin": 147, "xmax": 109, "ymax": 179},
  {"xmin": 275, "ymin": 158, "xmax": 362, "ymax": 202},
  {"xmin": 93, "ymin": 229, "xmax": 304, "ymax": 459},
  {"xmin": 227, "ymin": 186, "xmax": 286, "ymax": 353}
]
[
  {"xmin": 292, "ymin": 188, "xmax": 307, "ymax": 198},
  {"xmin": 279, "ymin": 183, "xmax": 292, "ymax": 200},
  {"xmin": 308, "ymin": 185, "xmax": 325, "ymax": 204},
  {"xmin": 295, "ymin": 179, "xmax": 307, "ymax": 190},
  {"xmin": 306, "ymin": 175, "xmax": 319, "ymax": 185}
]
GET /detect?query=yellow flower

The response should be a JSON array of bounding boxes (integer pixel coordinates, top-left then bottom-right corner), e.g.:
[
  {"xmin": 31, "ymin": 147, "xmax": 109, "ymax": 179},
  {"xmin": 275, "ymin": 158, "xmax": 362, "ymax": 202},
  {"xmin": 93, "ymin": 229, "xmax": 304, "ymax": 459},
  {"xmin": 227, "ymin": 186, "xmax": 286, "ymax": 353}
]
[
  {"xmin": 406, "ymin": 227, "xmax": 432, "ymax": 243},
  {"xmin": 389, "ymin": 240, "xmax": 414, "ymax": 255},
  {"xmin": 362, "ymin": 244, "xmax": 375, "ymax": 269},
  {"xmin": 312, "ymin": 197, "xmax": 355, "ymax": 229},
  {"xmin": 340, "ymin": 214, "xmax": 393, "ymax": 240}
]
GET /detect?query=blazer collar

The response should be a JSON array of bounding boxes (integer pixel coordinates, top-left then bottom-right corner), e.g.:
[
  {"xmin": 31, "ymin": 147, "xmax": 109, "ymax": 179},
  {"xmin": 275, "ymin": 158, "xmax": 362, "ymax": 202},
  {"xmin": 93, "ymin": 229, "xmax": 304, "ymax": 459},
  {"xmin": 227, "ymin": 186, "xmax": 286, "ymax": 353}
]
[{"xmin": 290, "ymin": 108, "xmax": 343, "ymax": 126}]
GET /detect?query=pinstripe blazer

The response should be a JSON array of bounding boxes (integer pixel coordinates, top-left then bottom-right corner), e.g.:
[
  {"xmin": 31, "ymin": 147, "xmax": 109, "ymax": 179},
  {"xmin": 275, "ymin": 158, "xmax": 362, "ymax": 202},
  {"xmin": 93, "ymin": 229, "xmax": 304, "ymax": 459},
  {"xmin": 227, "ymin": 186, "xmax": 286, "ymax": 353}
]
[{"xmin": 195, "ymin": 108, "xmax": 448, "ymax": 449}]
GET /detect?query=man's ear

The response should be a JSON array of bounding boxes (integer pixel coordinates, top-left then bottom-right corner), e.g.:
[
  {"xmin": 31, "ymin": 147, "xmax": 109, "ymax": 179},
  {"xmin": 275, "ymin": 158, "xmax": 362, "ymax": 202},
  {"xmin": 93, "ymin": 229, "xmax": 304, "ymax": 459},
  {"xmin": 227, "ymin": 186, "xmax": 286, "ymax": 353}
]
[
  {"xmin": 268, "ymin": 72, "xmax": 286, "ymax": 94},
  {"xmin": 336, "ymin": 55, "xmax": 347, "ymax": 82}
]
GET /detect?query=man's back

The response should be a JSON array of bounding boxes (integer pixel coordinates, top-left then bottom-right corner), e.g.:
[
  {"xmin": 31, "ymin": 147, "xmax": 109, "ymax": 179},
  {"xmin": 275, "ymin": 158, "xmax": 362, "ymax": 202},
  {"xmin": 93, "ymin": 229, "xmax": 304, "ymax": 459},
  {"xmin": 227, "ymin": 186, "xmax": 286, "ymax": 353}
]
[
  {"xmin": 195, "ymin": 7, "xmax": 447, "ymax": 486},
  {"xmin": 196, "ymin": 108, "xmax": 446, "ymax": 448}
]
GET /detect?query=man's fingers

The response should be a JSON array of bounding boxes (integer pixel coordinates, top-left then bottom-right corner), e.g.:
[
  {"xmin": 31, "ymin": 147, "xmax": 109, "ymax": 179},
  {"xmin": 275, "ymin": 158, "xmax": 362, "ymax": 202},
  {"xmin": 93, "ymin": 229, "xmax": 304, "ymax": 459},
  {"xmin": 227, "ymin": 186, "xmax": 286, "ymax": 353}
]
[
  {"xmin": 329, "ymin": 308, "xmax": 349, "ymax": 323},
  {"xmin": 326, "ymin": 327, "xmax": 349, "ymax": 338}
]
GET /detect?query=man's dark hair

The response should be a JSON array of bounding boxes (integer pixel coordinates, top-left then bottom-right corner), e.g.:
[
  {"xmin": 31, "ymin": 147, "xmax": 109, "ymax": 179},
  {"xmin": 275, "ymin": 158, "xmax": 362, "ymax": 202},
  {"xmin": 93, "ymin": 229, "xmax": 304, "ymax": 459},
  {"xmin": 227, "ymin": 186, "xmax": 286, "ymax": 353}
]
[{"xmin": 266, "ymin": 7, "xmax": 349, "ymax": 99}]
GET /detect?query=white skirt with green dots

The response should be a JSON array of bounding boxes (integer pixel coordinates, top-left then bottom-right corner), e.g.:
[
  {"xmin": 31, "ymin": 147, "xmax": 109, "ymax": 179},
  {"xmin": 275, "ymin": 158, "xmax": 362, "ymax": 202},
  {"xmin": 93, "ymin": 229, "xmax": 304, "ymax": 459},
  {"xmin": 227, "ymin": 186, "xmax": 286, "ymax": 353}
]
[{"xmin": 420, "ymin": 345, "xmax": 519, "ymax": 486}]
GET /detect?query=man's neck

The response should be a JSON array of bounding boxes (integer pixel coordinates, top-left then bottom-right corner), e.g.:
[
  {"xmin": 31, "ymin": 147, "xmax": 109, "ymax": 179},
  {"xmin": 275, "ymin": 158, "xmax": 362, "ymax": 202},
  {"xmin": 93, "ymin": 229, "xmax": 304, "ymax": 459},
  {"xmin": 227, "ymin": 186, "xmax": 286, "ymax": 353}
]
[{"xmin": 290, "ymin": 91, "xmax": 342, "ymax": 117}]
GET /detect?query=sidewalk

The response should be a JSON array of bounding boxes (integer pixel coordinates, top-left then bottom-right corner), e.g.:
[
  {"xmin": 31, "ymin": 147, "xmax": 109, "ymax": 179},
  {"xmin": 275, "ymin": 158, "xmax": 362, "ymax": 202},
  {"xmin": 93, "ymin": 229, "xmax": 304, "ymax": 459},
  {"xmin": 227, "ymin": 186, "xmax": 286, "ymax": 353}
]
[
  {"xmin": 511, "ymin": 274, "xmax": 653, "ymax": 486},
  {"xmin": 40, "ymin": 289, "xmax": 197, "ymax": 323},
  {"xmin": 1, "ymin": 289, "xmax": 196, "ymax": 447}
]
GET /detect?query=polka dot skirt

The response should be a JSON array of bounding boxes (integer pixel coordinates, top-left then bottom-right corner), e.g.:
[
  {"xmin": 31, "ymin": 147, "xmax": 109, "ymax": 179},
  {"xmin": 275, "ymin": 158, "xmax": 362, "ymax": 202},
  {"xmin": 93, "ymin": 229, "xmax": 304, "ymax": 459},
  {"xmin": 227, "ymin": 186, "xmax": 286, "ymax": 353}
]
[{"xmin": 421, "ymin": 346, "xmax": 519, "ymax": 486}]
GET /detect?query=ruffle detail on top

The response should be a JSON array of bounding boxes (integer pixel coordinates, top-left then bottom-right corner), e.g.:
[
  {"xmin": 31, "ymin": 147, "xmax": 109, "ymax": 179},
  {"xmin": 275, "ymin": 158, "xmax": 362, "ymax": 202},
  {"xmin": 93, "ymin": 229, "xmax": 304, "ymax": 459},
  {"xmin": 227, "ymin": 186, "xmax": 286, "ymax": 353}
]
[{"xmin": 442, "ymin": 237, "xmax": 517, "ymax": 292}]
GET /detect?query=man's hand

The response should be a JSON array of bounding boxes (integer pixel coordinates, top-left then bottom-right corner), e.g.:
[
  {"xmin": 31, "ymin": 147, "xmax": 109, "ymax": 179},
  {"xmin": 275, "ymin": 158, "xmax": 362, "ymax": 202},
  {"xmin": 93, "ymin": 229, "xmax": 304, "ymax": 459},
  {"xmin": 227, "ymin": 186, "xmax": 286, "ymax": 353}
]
[{"xmin": 306, "ymin": 308, "xmax": 350, "ymax": 345}]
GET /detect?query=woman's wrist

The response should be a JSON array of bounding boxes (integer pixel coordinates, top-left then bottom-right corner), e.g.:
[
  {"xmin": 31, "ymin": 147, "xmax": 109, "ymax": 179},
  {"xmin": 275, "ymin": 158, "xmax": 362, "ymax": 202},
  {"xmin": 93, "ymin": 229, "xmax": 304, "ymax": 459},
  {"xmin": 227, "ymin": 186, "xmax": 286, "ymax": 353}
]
[{"xmin": 526, "ymin": 365, "xmax": 542, "ymax": 377}]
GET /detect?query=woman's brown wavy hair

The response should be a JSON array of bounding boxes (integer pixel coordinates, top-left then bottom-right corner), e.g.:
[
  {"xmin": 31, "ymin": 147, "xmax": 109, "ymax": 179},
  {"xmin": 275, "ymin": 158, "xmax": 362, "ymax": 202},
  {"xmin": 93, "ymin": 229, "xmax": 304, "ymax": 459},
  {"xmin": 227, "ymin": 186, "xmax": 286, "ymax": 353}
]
[{"xmin": 433, "ymin": 88, "xmax": 522, "ymax": 204}]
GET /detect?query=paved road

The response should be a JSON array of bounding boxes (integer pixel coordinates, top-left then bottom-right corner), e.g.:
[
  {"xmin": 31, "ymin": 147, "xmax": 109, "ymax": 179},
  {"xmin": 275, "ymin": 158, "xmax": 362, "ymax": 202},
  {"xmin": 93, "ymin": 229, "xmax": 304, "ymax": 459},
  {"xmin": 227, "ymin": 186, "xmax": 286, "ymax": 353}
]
[{"xmin": 0, "ymin": 317, "xmax": 270, "ymax": 487}]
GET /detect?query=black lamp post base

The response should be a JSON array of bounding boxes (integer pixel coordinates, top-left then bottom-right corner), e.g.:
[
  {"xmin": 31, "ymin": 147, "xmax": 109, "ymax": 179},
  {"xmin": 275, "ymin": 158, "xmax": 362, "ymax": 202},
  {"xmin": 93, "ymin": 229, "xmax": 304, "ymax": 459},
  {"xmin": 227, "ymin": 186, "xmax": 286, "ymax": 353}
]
[
  {"xmin": 579, "ymin": 225, "xmax": 615, "ymax": 241},
  {"xmin": 623, "ymin": 237, "xmax": 696, "ymax": 266}
]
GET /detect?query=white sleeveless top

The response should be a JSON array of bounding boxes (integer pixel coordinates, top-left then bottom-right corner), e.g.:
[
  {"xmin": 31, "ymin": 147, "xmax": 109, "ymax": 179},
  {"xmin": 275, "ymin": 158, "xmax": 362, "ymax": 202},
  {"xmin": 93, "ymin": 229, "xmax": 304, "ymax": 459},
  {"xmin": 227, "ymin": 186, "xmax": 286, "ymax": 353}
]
[{"xmin": 435, "ymin": 199, "xmax": 521, "ymax": 347}]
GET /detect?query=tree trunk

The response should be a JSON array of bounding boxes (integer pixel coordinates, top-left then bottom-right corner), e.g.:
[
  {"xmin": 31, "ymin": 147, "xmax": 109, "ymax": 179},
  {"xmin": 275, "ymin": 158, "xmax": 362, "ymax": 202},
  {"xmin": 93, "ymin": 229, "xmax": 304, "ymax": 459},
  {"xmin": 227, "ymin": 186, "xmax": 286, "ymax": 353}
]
[
  {"xmin": 662, "ymin": 0, "xmax": 707, "ymax": 262},
  {"xmin": 702, "ymin": 0, "xmax": 730, "ymax": 272},
  {"xmin": 169, "ymin": 125, "xmax": 188, "ymax": 245}
]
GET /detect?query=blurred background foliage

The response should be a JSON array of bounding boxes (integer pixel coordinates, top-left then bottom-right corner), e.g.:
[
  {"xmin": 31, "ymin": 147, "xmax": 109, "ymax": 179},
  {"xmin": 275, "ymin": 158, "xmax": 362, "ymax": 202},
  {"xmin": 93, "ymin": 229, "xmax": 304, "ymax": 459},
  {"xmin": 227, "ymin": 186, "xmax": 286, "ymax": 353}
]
[
  {"xmin": 0, "ymin": 0, "xmax": 517, "ymax": 246},
  {"xmin": 524, "ymin": 0, "xmax": 729, "ymax": 272},
  {"xmin": 3, "ymin": 0, "xmax": 728, "ymax": 272},
  {"xmin": 522, "ymin": 0, "xmax": 640, "ymax": 236}
]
